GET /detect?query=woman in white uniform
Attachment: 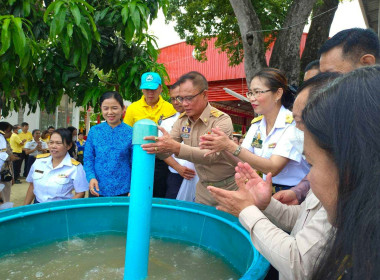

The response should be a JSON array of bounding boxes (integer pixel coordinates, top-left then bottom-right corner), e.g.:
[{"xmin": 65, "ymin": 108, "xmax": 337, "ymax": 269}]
[
  {"xmin": 24, "ymin": 128, "xmax": 89, "ymax": 204},
  {"xmin": 200, "ymin": 68, "xmax": 309, "ymax": 192}
]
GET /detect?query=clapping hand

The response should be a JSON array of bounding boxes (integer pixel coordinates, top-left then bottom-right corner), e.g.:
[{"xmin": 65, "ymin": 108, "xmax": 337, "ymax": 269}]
[
  {"xmin": 273, "ymin": 190, "xmax": 299, "ymax": 205},
  {"xmin": 207, "ymin": 162, "xmax": 272, "ymax": 216}
]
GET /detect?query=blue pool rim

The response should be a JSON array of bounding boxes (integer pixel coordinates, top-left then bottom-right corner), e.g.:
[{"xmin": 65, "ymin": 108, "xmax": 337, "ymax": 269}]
[{"xmin": 0, "ymin": 197, "xmax": 269, "ymax": 279}]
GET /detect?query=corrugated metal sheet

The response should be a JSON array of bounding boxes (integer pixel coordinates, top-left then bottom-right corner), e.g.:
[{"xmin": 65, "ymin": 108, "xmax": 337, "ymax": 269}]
[{"xmin": 158, "ymin": 34, "xmax": 308, "ymax": 85}]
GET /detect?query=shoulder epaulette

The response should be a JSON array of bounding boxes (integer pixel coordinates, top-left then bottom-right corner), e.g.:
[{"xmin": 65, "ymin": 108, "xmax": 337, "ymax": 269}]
[
  {"xmin": 210, "ymin": 109, "xmax": 224, "ymax": 118},
  {"xmin": 71, "ymin": 158, "xmax": 80, "ymax": 166},
  {"xmin": 179, "ymin": 112, "xmax": 187, "ymax": 118},
  {"xmin": 0, "ymin": 130, "xmax": 4, "ymax": 135},
  {"xmin": 251, "ymin": 115, "xmax": 264, "ymax": 124},
  {"xmin": 36, "ymin": 153, "xmax": 50, "ymax": 159},
  {"xmin": 162, "ymin": 112, "xmax": 177, "ymax": 120},
  {"xmin": 285, "ymin": 114, "xmax": 294, "ymax": 124}
]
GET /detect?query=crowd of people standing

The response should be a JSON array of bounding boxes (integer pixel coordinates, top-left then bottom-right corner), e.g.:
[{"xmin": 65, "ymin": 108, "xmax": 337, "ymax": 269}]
[{"xmin": 0, "ymin": 27, "xmax": 379, "ymax": 279}]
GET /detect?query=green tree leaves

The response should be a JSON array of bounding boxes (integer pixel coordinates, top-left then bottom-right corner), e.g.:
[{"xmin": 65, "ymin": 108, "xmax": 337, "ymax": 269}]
[
  {"xmin": 0, "ymin": 0, "xmax": 169, "ymax": 116},
  {"xmin": 0, "ymin": 15, "xmax": 34, "ymax": 76},
  {"xmin": 43, "ymin": 0, "xmax": 100, "ymax": 74}
]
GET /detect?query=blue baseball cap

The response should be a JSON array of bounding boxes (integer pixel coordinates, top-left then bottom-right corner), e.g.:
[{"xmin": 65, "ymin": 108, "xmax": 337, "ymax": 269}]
[{"xmin": 140, "ymin": 72, "xmax": 162, "ymax": 90}]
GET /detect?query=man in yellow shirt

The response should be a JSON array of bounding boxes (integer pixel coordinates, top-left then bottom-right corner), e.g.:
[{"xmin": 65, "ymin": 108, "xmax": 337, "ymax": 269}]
[
  {"xmin": 10, "ymin": 125, "xmax": 26, "ymax": 183},
  {"xmin": 123, "ymin": 72, "xmax": 176, "ymax": 126},
  {"xmin": 124, "ymin": 72, "xmax": 177, "ymax": 198},
  {"xmin": 19, "ymin": 122, "xmax": 33, "ymax": 177}
]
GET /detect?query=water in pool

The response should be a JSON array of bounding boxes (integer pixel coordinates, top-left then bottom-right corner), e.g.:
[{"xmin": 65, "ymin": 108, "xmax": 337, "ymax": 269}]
[{"xmin": 0, "ymin": 232, "xmax": 241, "ymax": 279}]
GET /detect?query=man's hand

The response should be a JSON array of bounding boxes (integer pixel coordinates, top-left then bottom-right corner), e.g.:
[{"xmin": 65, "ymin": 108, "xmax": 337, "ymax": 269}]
[
  {"xmin": 142, "ymin": 126, "xmax": 180, "ymax": 155},
  {"xmin": 273, "ymin": 190, "xmax": 299, "ymax": 205},
  {"xmin": 207, "ymin": 162, "xmax": 272, "ymax": 216},
  {"xmin": 178, "ymin": 165, "xmax": 196, "ymax": 180},
  {"xmin": 10, "ymin": 154, "xmax": 19, "ymax": 161}
]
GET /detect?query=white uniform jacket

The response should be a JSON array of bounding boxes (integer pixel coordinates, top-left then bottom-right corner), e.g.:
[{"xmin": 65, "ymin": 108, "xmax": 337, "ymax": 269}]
[
  {"xmin": 26, "ymin": 153, "xmax": 89, "ymax": 202},
  {"xmin": 242, "ymin": 106, "xmax": 309, "ymax": 186},
  {"xmin": 0, "ymin": 133, "xmax": 9, "ymax": 170}
]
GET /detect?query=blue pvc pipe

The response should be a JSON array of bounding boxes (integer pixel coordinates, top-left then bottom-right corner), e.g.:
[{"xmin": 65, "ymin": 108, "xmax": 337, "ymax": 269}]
[{"xmin": 124, "ymin": 119, "xmax": 158, "ymax": 280}]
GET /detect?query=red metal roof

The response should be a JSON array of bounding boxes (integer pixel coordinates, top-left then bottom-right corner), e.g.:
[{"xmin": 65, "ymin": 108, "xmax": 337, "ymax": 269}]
[{"xmin": 158, "ymin": 34, "xmax": 308, "ymax": 88}]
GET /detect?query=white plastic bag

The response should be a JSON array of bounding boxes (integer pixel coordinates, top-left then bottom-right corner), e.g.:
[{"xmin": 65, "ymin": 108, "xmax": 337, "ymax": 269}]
[{"xmin": 176, "ymin": 162, "xmax": 198, "ymax": 202}]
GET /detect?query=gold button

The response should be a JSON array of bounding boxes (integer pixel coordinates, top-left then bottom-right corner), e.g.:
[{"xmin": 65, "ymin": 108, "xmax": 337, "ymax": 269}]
[{"xmin": 204, "ymin": 118, "xmax": 207, "ymax": 122}]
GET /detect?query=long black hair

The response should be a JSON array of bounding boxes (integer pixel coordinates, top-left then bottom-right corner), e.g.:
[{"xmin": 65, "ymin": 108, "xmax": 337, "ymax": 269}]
[
  {"xmin": 303, "ymin": 66, "xmax": 380, "ymax": 279},
  {"xmin": 252, "ymin": 68, "xmax": 295, "ymax": 109}
]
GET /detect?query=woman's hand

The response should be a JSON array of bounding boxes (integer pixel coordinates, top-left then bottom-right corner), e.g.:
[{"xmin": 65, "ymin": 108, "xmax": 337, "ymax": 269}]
[
  {"xmin": 273, "ymin": 190, "xmax": 299, "ymax": 205},
  {"xmin": 73, "ymin": 191, "xmax": 85, "ymax": 199},
  {"xmin": 89, "ymin": 178, "xmax": 100, "ymax": 197},
  {"xmin": 199, "ymin": 127, "xmax": 236, "ymax": 156},
  {"xmin": 235, "ymin": 162, "xmax": 272, "ymax": 210},
  {"xmin": 207, "ymin": 162, "xmax": 272, "ymax": 216},
  {"xmin": 23, "ymin": 183, "xmax": 35, "ymax": 205}
]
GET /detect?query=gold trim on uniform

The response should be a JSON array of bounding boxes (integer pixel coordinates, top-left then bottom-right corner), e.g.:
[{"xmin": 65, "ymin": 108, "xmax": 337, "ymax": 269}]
[
  {"xmin": 71, "ymin": 158, "xmax": 80, "ymax": 166},
  {"xmin": 285, "ymin": 114, "xmax": 294, "ymax": 124},
  {"xmin": 251, "ymin": 115, "xmax": 264, "ymax": 124},
  {"xmin": 162, "ymin": 112, "xmax": 178, "ymax": 120},
  {"xmin": 210, "ymin": 109, "xmax": 224, "ymax": 118},
  {"xmin": 36, "ymin": 153, "xmax": 50, "ymax": 159},
  {"xmin": 179, "ymin": 112, "xmax": 187, "ymax": 119}
]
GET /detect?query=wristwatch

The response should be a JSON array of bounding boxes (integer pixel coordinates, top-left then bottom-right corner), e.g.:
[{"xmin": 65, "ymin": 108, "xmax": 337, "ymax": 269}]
[{"xmin": 232, "ymin": 145, "xmax": 242, "ymax": 156}]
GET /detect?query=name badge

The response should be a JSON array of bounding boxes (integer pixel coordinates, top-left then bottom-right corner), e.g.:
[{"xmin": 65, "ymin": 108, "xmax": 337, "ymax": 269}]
[
  {"xmin": 35, "ymin": 170, "xmax": 44, "ymax": 174},
  {"xmin": 58, "ymin": 174, "xmax": 68, "ymax": 178},
  {"xmin": 181, "ymin": 133, "xmax": 190, "ymax": 139},
  {"xmin": 268, "ymin": 143, "xmax": 277, "ymax": 148}
]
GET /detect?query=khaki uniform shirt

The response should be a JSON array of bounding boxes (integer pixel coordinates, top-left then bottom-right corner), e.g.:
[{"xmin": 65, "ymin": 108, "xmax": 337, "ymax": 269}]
[
  {"xmin": 161, "ymin": 103, "xmax": 237, "ymax": 206},
  {"xmin": 239, "ymin": 191, "xmax": 331, "ymax": 280}
]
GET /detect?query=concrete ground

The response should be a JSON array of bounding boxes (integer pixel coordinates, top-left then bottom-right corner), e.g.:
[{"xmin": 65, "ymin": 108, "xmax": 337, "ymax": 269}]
[{"xmin": 6, "ymin": 178, "xmax": 29, "ymax": 207}]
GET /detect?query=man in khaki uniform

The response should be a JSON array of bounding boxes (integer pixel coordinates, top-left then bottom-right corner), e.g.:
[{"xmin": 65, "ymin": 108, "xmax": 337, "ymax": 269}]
[{"xmin": 142, "ymin": 71, "xmax": 237, "ymax": 206}]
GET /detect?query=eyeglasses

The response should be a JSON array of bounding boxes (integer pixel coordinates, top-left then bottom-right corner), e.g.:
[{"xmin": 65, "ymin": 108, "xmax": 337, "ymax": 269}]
[
  {"xmin": 246, "ymin": 89, "xmax": 272, "ymax": 98},
  {"xmin": 169, "ymin": 97, "xmax": 178, "ymax": 103},
  {"xmin": 48, "ymin": 141, "xmax": 64, "ymax": 146},
  {"xmin": 176, "ymin": 89, "xmax": 205, "ymax": 103}
]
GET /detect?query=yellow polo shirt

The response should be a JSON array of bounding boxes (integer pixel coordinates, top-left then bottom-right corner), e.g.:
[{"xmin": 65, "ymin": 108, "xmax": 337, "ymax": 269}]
[
  {"xmin": 10, "ymin": 133, "xmax": 24, "ymax": 153},
  {"xmin": 18, "ymin": 131, "xmax": 33, "ymax": 147},
  {"xmin": 123, "ymin": 95, "xmax": 176, "ymax": 127}
]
